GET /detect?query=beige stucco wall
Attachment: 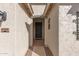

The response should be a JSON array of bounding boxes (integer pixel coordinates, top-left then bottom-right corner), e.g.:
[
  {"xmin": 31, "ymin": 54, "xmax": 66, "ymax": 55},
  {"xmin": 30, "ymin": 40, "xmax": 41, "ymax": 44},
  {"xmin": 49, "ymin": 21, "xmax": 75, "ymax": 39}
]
[
  {"xmin": 0, "ymin": 3, "xmax": 31, "ymax": 56},
  {"xmin": 0, "ymin": 3, "xmax": 15, "ymax": 56},
  {"xmin": 15, "ymin": 4, "xmax": 32, "ymax": 56},
  {"xmin": 45, "ymin": 4, "xmax": 59, "ymax": 56},
  {"xmin": 59, "ymin": 4, "xmax": 79, "ymax": 56}
]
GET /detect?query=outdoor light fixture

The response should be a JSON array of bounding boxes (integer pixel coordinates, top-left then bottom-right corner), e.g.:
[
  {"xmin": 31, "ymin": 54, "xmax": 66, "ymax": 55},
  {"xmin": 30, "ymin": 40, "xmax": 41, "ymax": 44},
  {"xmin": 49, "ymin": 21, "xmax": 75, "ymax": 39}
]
[
  {"xmin": 73, "ymin": 12, "xmax": 79, "ymax": 40},
  {"xmin": 48, "ymin": 18, "xmax": 50, "ymax": 30},
  {"xmin": 0, "ymin": 11, "xmax": 7, "ymax": 27}
]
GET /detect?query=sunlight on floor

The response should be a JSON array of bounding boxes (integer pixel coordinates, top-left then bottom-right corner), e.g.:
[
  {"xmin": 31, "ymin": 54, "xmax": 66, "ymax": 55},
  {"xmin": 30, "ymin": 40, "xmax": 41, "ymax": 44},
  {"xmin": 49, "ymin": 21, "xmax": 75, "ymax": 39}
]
[
  {"xmin": 32, "ymin": 51, "xmax": 39, "ymax": 56},
  {"xmin": 33, "ymin": 46, "xmax": 46, "ymax": 56}
]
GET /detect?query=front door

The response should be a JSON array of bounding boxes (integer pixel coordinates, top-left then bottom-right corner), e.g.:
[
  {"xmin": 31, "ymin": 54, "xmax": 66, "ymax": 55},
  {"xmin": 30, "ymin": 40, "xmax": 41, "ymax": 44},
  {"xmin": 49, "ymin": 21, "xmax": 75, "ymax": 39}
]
[{"xmin": 35, "ymin": 22, "xmax": 42, "ymax": 40}]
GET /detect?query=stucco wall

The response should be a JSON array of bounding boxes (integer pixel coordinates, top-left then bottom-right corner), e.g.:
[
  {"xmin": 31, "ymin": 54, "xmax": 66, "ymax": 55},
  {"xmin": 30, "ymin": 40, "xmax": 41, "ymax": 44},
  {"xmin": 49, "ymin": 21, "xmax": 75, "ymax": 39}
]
[
  {"xmin": 45, "ymin": 4, "xmax": 59, "ymax": 56},
  {"xmin": 59, "ymin": 4, "xmax": 79, "ymax": 56},
  {"xmin": 0, "ymin": 3, "xmax": 15, "ymax": 56},
  {"xmin": 0, "ymin": 3, "xmax": 31, "ymax": 56},
  {"xmin": 15, "ymin": 4, "xmax": 32, "ymax": 56}
]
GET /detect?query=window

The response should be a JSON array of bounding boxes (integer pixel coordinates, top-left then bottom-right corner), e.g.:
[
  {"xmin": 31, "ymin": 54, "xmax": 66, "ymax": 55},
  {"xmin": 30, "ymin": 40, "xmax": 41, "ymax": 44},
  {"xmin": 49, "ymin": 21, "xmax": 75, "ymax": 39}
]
[{"xmin": 76, "ymin": 12, "xmax": 79, "ymax": 40}]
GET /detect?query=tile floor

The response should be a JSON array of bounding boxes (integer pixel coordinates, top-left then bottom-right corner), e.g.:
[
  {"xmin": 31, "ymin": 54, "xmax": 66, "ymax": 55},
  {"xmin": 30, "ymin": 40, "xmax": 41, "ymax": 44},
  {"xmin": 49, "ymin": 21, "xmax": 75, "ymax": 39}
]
[{"xmin": 25, "ymin": 40, "xmax": 53, "ymax": 56}]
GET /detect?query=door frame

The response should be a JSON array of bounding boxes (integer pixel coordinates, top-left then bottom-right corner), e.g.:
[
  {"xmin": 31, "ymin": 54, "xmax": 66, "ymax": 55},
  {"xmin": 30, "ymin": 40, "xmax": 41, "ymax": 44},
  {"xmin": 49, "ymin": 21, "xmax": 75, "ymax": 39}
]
[{"xmin": 33, "ymin": 18, "xmax": 45, "ymax": 44}]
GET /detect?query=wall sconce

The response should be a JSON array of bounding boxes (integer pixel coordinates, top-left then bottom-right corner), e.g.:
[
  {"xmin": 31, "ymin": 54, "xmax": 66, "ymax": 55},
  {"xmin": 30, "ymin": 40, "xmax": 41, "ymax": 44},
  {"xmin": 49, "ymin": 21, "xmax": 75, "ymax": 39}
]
[
  {"xmin": 0, "ymin": 11, "xmax": 7, "ymax": 27},
  {"xmin": 48, "ymin": 18, "xmax": 50, "ymax": 30},
  {"xmin": 73, "ymin": 12, "xmax": 79, "ymax": 40}
]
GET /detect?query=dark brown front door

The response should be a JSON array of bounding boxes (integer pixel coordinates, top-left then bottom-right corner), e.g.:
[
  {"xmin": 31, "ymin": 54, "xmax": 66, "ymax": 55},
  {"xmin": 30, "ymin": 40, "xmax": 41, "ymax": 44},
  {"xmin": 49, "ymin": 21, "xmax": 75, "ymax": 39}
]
[{"xmin": 35, "ymin": 22, "xmax": 42, "ymax": 40}]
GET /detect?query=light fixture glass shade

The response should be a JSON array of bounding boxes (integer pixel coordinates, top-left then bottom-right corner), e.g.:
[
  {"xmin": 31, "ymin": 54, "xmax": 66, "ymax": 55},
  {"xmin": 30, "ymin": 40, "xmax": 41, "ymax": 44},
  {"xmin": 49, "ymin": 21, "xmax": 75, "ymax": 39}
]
[{"xmin": 0, "ymin": 11, "xmax": 7, "ymax": 27}]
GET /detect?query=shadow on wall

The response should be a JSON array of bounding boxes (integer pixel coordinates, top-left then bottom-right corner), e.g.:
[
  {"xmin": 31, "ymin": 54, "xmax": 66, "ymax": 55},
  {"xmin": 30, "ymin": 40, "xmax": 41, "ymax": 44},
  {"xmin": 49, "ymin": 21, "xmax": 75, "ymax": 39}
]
[
  {"xmin": 25, "ymin": 22, "xmax": 32, "ymax": 47},
  {"xmin": 25, "ymin": 22, "xmax": 30, "ymax": 32}
]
